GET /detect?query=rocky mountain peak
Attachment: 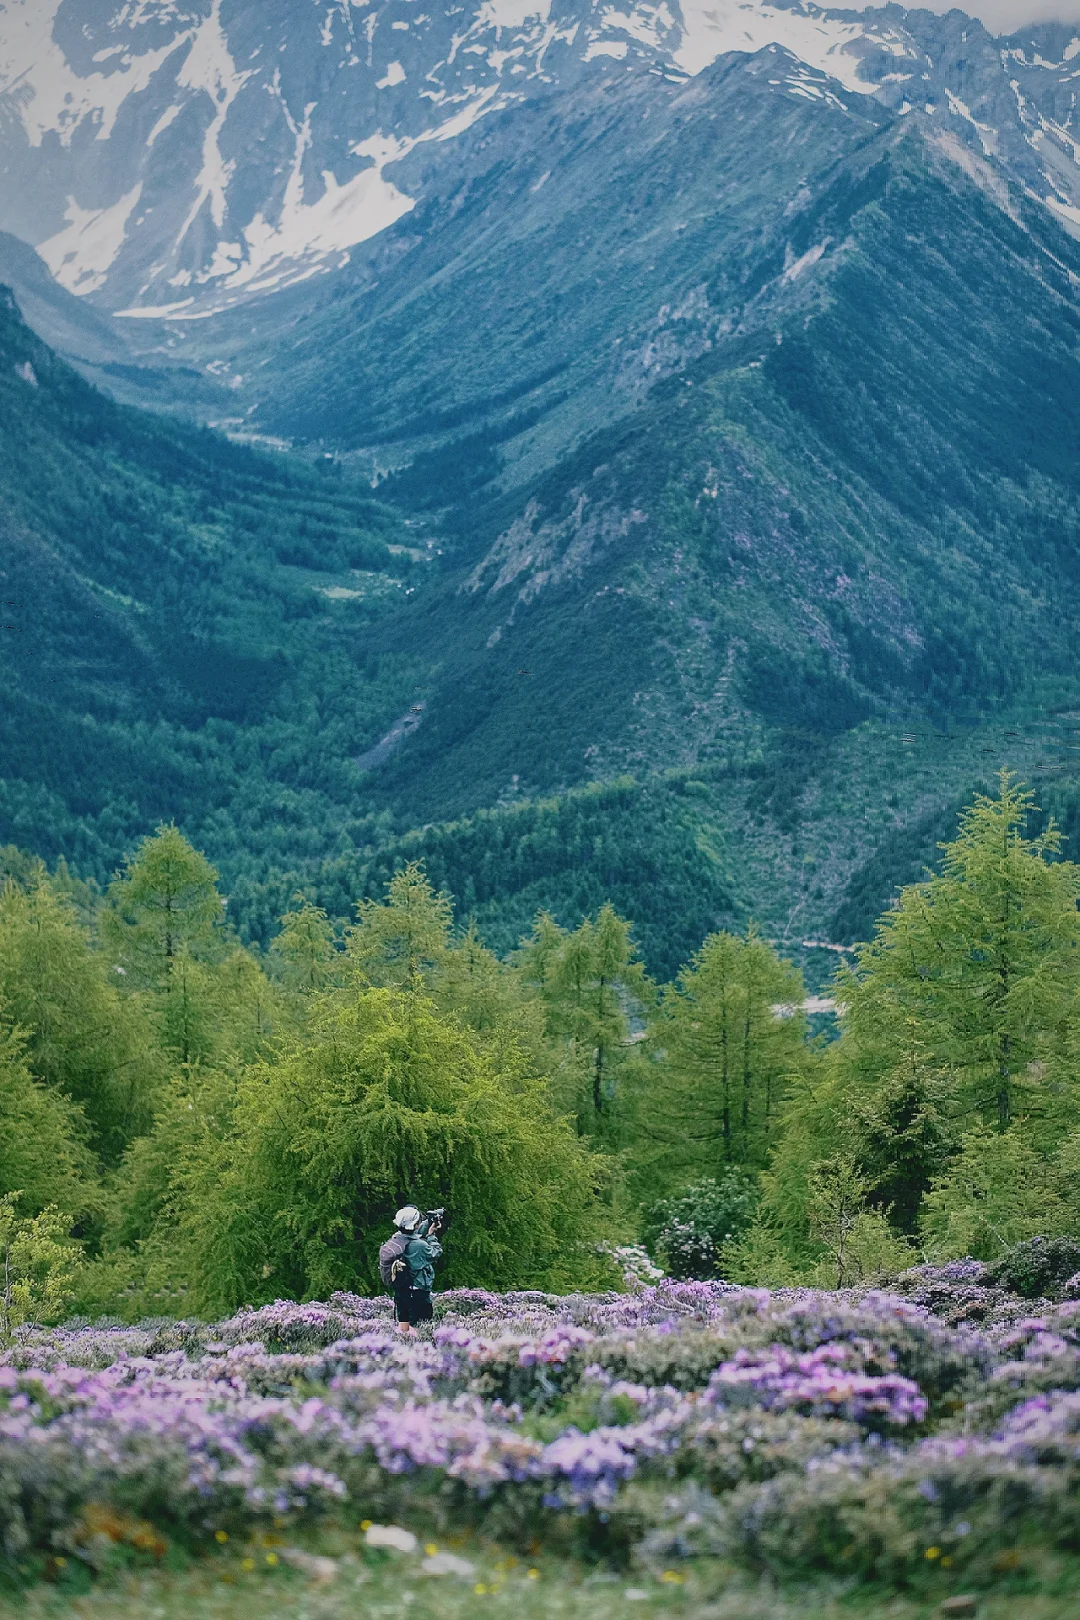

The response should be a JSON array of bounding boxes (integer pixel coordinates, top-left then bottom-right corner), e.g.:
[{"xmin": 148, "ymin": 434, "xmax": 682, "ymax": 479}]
[{"xmin": 4, "ymin": 0, "xmax": 1078, "ymax": 323}]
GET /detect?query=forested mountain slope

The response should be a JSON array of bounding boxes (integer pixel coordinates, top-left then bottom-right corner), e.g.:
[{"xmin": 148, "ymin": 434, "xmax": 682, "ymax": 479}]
[
  {"xmin": 0, "ymin": 290, "xmax": 427, "ymax": 921},
  {"xmin": 369, "ymin": 116, "xmax": 1080, "ymax": 795},
  {"xmin": 323, "ymin": 115, "xmax": 1080, "ymax": 968},
  {"xmin": 2, "ymin": 4, "xmax": 1080, "ymax": 977},
  {"xmin": 5, "ymin": 86, "xmax": 1080, "ymax": 975},
  {"xmin": 230, "ymin": 19, "xmax": 1080, "ymax": 487},
  {"xmin": 0, "ymin": 2, "xmax": 1072, "ymax": 475},
  {"xmin": 247, "ymin": 48, "xmax": 890, "ymax": 474}
]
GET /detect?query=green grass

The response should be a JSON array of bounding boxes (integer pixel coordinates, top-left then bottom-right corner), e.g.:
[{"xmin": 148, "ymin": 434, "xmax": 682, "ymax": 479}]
[{"xmin": 14, "ymin": 1525, "xmax": 1080, "ymax": 1620}]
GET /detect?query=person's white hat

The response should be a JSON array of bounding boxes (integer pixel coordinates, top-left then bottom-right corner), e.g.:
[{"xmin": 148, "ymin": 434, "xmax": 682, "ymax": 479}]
[{"xmin": 394, "ymin": 1205, "xmax": 421, "ymax": 1231}]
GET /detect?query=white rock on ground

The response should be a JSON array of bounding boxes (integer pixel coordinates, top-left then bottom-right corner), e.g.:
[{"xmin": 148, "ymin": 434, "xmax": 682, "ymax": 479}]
[{"xmin": 365, "ymin": 1524, "xmax": 419, "ymax": 1553}]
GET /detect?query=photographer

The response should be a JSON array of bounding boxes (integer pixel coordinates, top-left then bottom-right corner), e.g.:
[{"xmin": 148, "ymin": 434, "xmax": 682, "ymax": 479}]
[{"xmin": 380, "ymin": 1205, "xmax": 444, "ymax": 1335}]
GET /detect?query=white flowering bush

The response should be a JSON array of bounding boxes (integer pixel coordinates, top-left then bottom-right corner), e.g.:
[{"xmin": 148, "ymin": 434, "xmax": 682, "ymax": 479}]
[
  {"xmin": 596, "ymin": 1244, "xmax": 665, "ymax": 1291},
  {"xmin": 643, "ymin": 1174, "xmax": 759, "ymax": 1280}
]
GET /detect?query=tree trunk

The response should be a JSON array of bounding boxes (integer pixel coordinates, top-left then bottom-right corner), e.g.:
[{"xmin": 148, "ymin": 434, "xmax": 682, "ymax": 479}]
[
  {"xmin": 741, "ymin": 999, "xmax": 753, "ymax": 1146},
  {"xmin": 593, "ymin": 976, "xmax": 606, "ymax": 1116},
  {"xmin": 720, "ymin": 1019, "xmax": 730, "ymax": 1159}
]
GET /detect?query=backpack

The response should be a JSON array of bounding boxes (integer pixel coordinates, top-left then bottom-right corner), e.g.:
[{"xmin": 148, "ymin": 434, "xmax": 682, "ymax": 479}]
[{"xmin": 378, "ymin": 1230, "xmax": 409, "ymax": 1288}]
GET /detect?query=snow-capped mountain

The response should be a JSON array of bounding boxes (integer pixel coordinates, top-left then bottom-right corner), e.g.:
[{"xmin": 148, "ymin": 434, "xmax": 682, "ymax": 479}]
[{"xmin": 2, "ymin": 0, "xmax": 1079, "ymax": 323}]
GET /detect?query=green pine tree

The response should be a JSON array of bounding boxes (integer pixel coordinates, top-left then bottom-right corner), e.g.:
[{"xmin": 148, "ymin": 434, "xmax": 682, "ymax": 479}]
[
  {"xmin": 836, "ymin": 773, "xmax": 1080, "ymax": 1137},
  {"xmin": 517, "ymin": 903, "xmax": 651, "ymax": 1140},
  {"xmin": 648, "ymin": 926, "xmax": 807, "ymax": 1175}
]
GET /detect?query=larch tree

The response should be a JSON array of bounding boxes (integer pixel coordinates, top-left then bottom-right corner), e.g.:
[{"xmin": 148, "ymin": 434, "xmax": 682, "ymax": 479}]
[
  {"xmin": 347, "ymin": 863, "xmax": 453, "ymax": 989},
  {"xmin": 517, "ymin": 903, "xmax": 651, "ymax": 1140},
  {"xmin": 0, "ymin": 876, "xmax": 161, "ymax": 1162},
  {"xmin": 835, "ymin": 773, "xmax": 1080, "ymax": 1139},
  {"xmin": 102, "ymin": 825, "xmax": 274, "ymax": 1068},
  {"xmin": 0, "ymin": 1029, "xmax": 97, "ymax": 1220},
  {"xmin": 653, "ymin": 926, "xmax": 808, "ymax": 1174},
  {"xmin": 163, "ymin": 985, "xmax": 609, "ymax": 1312},
  {"xmin": 102, "ymin": 825, "xmax": 224, "ymax": 987},
  {"xmin": 270, "ymin": 899, "xmax": 340, "ymax": 994},
  {"xmin": 743, "ymin": 775, "xmax": 1080, "ymax": 1276}
]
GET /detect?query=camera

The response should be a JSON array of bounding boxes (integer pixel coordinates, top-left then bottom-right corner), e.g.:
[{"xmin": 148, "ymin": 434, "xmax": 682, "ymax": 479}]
[{"xmin": 425, "ymin": 1207, "xmax": 446, "ymax": 1226}]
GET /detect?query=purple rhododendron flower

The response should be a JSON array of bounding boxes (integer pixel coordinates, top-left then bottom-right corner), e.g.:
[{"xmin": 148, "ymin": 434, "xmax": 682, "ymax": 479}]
[{"xmin": 8, "ymin": 1275, "xmax": 1079, "ymax": 1572}]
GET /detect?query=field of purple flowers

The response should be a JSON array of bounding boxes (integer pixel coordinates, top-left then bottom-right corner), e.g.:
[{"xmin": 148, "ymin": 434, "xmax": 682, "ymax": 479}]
[{"xmin": 6, "ymin": 1268, "xmax": 1080, "ymax": 1601}]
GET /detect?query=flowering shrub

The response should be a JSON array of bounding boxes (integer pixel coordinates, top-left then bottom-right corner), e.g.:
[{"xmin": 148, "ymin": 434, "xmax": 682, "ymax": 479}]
[
  {"xmin": 705, "ymin": 1343, "xmax": 927, "ymax": 1429},
  {"xmin": 643, "ymin": 1173, "xmax": 759, "ymax": 1280},
  {"xmin": 5, "ymin": 1276, "xmax": 1080, "ymax": 1586},
  {"xmin": 888, "ymin": 1260, "xmax": 1044, "ymax": 1336},
  {"xmin": 596, "ymin": 1244, "xmax": 665, "ymax": 1291},
  {"xmin": 984, "ymin": 1236, "xmax": 1080, "ymax": 1301}
]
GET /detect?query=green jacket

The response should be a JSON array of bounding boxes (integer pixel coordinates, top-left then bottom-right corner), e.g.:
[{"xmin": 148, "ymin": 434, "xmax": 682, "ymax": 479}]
[{"xmin": 404, "ymin": 1231, "xmax": 442, "ymax": 1291}]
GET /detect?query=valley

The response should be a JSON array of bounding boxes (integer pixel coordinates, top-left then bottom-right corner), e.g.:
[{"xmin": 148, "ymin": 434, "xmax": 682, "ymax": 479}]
[{"xmin": 0, "ymin": 2, "xmax": 1079, "ymax": 984}]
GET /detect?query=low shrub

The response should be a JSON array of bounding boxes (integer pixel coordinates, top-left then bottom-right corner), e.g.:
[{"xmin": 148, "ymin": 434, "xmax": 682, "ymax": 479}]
[
  {"xmin": 3, "ymin": 1278, "xmax": 1080, "ymax": 1591},
  {"xmin": 644, "ymin": 1174, "xmax": 759, "ymax": 1280},
  {"xmin": 985, "ymin": 1237, "xmax": 1080, "ymax": 1301}
]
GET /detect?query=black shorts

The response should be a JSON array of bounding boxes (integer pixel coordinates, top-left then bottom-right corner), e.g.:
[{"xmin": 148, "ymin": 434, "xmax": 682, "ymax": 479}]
[{"xmin": 394, "ymin": 1287, "xmax": 433, "ymax": 1325}]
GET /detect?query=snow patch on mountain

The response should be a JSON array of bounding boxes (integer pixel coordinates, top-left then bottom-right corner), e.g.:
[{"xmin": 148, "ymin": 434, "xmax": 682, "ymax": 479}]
[
  {"xmin": 670, "ymin": 0, "xmax": 897, "ymax": 91},
  {"xmin": 480, "ymin": 0, "xmax": 554, "ymax": 26},
  {"xmin": 598, "ymin": 5, "xmax": 678, "ymax": 56},
  {"xmin": 116, "ymin": 79, "xmax": 510, "ymax": 317},
  {"xmin": 4, "ymin": 0, "xmax": 904, "ymax": 309},
  {"xmin": 945, "ymin": 88, "xmax": 998, "ymax": 157},
  {"xmin": 175, "ymin": 0, "xmax": 253, "ymax": 240},
  {"xmin": 0, "ymin": 0, "xmax": 190, "ymax": 147},
  {"xmin": 1046, "ymin": 194, "xmax": 1080, "ymax": 232},
  {"xmin": 2, "ymin": 0, "xmax": 1080, "ymax": 317},
  {"xmin": 222, "ymin": 144, "xmax": 416, "ymax": 297},
  {"xmin": 39, "ymin": 184, "xmax": 144, "ymax": 294},
  {"xmin": 209, "ymin": 83, "xmax": 510, "ymax": 297}
]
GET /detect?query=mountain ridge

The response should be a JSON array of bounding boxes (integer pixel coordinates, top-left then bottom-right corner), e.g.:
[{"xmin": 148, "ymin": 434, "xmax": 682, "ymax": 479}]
[
  {"xmin": 314, "ymin": 108, "xmax": 1080, "ymax": 975},
  {"xmin": 1, "ymin": 2, "xmax": 1078, "ymax": 333},
  {"xmin": 2, "ymin": 2, "xmax": 1080, "ymax": 986}
]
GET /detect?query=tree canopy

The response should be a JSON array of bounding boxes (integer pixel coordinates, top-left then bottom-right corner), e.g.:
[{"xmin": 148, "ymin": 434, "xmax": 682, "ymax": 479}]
[{"xmin": 7, "ymin": 773, "xmax": 1080, "ymax": 1322}]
